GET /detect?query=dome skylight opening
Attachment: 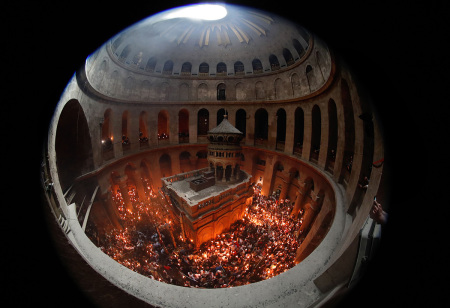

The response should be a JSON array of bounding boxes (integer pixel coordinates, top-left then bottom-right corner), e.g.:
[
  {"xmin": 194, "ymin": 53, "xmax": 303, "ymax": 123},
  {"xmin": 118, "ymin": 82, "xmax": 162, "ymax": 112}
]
[{"xmin": 164, "ymin": 4, "xmax": 227, "ymax": 21}]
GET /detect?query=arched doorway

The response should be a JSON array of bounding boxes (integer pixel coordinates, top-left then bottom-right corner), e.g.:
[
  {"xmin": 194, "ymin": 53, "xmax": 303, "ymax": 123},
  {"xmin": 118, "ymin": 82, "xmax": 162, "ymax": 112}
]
[
  {"xmin": 235, "ymin": 109, "xmax": 246, "ymax": 136},
  {"xmin": 254, "ymin": 108, "xmax": 268, "ymax": 146},
  {"xmin": 55, "ymin": 99, "xmax": 94, "ymax": 192},
  {"xmin": 179, "ymin": 151, "xmax": 192, "ymax": 173},
  {"xmin": 197, "ymin": 108, "xmax": 209, "ymax": 137},
  {"xmin": 159, "ymin": 154, "xmax": 172, "ymax": 178}
]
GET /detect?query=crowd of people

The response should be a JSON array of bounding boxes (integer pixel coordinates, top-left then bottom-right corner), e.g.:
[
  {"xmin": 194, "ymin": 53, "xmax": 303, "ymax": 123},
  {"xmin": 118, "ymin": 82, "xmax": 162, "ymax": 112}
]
[{"xmin": 89, "ymin": 184, "xmax": 305, "ymax": 288}]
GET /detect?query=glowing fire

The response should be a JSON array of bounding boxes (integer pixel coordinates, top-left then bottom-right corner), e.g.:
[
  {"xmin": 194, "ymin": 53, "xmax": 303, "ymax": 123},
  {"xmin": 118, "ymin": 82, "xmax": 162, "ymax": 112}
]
[{"xmin": 88, "ymin": 184, "xmax": 305, "ymax": 288}]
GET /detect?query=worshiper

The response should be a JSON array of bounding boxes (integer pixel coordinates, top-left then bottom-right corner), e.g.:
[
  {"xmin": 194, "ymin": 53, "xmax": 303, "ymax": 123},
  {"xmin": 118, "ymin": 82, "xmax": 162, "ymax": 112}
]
[{"xmin": 370, "ymin": 197, "xmax": 388, "ymax": 224}]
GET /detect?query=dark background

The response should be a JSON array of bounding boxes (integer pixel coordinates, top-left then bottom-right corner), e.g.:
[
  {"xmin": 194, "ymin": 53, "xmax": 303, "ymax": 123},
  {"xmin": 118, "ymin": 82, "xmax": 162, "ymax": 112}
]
[{"xmin": 5, "ymin": 0, "xmax": 449, "ymax": 307}]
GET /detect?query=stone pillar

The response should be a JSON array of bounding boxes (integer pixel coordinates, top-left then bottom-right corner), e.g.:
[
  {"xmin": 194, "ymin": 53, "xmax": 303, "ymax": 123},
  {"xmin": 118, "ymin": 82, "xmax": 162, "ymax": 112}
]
[
  {"xmin": 291, "ymin": 190, "xmax": 302, "ymax": 218},
  {"xmin": 105, "ymin": 193, "xmax": 123, "ymax": 229},
  {"xmin": 245, "ymin": 113, "xmax": 254, "ymax": 146},
  {"xmin": 133, "ymin": 168, "xmax": 147, "ymax": 202},
  {"xmin": 280, "ymin": 172, "xmax": 294, "ymax": 200},
  {"xmin": 112, "ymin": 115, "xmax": 122, "ymax": 159},
  {"xmin": 268, "ymin": 112, "xmax": 277, "ymax": 150},
  {"xmin": 261, "ymin": 155, "xmax": 275, "ymax": 196},
  {"xmin": 290, "ymin": 180, "xmax": 312, "ymax": 218},
  {"xmin": 301, "ymin": 106, "xmax": 312, "ymax": 161},
  {"xmin": 189, "ymin": 109, "xmax": 197, "ymax": 144},
  {"xmin": 318, "ymin": 103, "xmax": 329, "ymax": 169},
  {"xmin": 129, "ymin": 110, "xmax": 140, "ymax": 153},
  {"xmin": 284, "ymin": 108, "xmax": 295, "ymax": 155},
  {"xmin": 117, "ymin": 175, "xmax": 133, "ymax": 213},
  {"xmin": 170, "ymin": 111, "xmax": 179, "ymax": 145},
  {"xmin": 148, "ymin": 110, "xmax": 158, "ymax": 147}
]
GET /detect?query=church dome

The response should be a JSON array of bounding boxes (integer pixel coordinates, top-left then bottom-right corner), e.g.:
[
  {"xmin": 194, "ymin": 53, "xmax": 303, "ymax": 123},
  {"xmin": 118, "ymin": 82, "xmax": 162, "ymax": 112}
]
[{"xmin": 84, "ymin": 3, "xmax": 331, "ymax": 102}]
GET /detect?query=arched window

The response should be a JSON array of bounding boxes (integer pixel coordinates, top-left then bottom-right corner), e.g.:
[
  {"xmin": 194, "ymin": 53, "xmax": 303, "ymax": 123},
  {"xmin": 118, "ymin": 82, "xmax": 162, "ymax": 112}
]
[
  {"xmin": 283, "ymin": 48, "xmax": 295, "ymax": 66},
  {"xmin": 269, "ymin": 54, "xmax": 280, "ymax": 71},
  {"xmin": 306, "ymin": 65, "xmax": 317, "ymax": 92},
  {"xmin": 297, "ymin": 27, "xmax": 310, "ymax": 44},
  {"xmin": 217, "ymin": 62, "xmax": 227, "ymax": 75},
  {"xmin": 118, "ymin": 44, "xmax": 132, "ymax": 62},
  {"xmin": 255, "ymin": 81, "xmax": 265, "ymax": 99},
  {"xmin": 252, "ymin": 59, "xmax": 263, "ymax": 74},
  {"xmin": 234, "ymin": 61, "xmax": 244, "ymax": 75},
  {"xmin": 111, "ymin": 35, "xmax": 124, "ymax": 53},
  {"xmin": 178, "ymin": 109, "xmax": 189, "ymax": 143},
  {"xmin": 310, "ymin": 105, "xmax": 321, "ymax": 162},
  {"xmin": 293, "ymin": 107, "xmax": 304, "ymax": 156},
  {"xmin": 276, "ymin": 108, "xmax": 286, "ymax": 151},
  {"xmin": 293, "ymin": 39, "xmax": 305, "ymax": 58},
  {"xmin": 217, "ymin": 83, "xmax": 226, "ymax": 100},
  {"xmin": 198, "ymin": 83, "xmax": 208, "ymax": 101},
  {"xmin": 145, "ymin": 57, "xmax": 157, "ymax": 72},
  {"xmin": 217, "ymin": 108, "xmax": 226, "ymax": 124},
  {"xmin": 197, "ymin": 108, "xmax": 209, "ymax": 136},
  {"xmin": 162, "ymin": 60, "xmax": 174, "ymax": 75},
  {"xmin": 181, "ymin": 62, "xmax": 192, "ymax": 75},
  {"xmin": 236, "ymin": 109, "xmax": 246, "ymax": 136},
  {"xmin": 291, "ymin": 73, "xmax": 300, "ymax": 97},
  {"xmin": 199, "ymin": 62, "xmax": 209, "ymax": 75}
]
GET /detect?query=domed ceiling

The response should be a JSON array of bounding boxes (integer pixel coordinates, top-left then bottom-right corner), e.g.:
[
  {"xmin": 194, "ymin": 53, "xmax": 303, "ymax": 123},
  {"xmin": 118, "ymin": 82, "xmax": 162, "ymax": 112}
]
[{"xmin": 103, "ymin": 3, "xmax": 311, "ymax": 76}]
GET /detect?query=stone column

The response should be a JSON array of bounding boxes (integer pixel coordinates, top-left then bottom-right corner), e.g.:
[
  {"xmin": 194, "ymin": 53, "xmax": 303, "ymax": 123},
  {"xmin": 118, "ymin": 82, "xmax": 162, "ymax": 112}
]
[
  {"xmin": 318, "ymin": 102, "xmax": 329, "ymax": 169},
  {"xmin": 290, "ymin": 190, "xmax": 302, "ymax": 218},
  {"xmin": 170, "ymin": 111, "xmax": 179, "ymax": 145},
  {"xmin": 132, "ymin": 167, "xmax": 147, "ymax": 202},
  {"xmin": 245, "ymin": 113, "xmax": 254, "ymax": 146},
  {"xmin": 301, "ymin": 106, "xmax": 312, "ymax": 161},
  {"xmin": 284, "ymin": 107, "xmax": 295, "ymax": 155},
  {"xmin": 261, "ymin": 155, "xmax": 274, "ymax": 196},
  {"xmin": 117, "ymin": 175, "xmax": 133, "ymax": 213},
  {"xmin": 112, "ymin": 114, "xmax": 122, "ymax": 159},
  {"xmin": 130, "ymin": 110, "xmax": 140, "ymax": 153},
  {"xmin": 280, "ymin": 172, "xmax": 294, "ymax": 200},
  {"xmin": 268, "ymin": 112, "xmax": 277, "ymax": 150},
  {"xmin": 189, "ymin": 108, "xmax": 197, "ymax": 144},
  {"xmin": 148, "ymin": 109, "xmax": 158, "ymax": 147}
]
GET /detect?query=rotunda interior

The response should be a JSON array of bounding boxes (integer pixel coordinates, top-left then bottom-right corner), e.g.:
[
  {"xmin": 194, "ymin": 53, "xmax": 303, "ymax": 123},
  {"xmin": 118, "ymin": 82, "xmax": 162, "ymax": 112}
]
[{"xmin": 41, "ymin": 3, "xmax": 389, "ymax": 308}]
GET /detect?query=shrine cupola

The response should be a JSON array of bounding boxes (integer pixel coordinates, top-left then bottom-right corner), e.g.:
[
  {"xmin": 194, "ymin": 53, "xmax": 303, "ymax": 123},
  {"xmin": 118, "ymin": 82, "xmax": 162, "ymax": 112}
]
[{"xmin": 207, "ymin": 115, "xmax": 244, "ymax": 184}]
